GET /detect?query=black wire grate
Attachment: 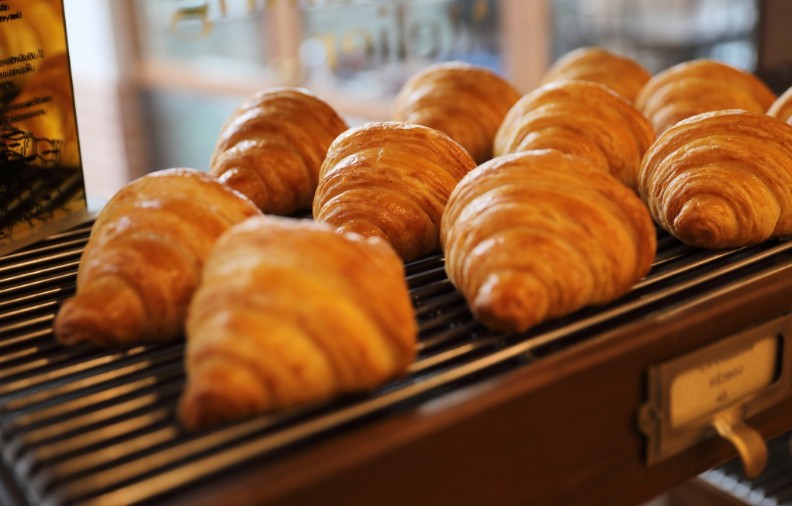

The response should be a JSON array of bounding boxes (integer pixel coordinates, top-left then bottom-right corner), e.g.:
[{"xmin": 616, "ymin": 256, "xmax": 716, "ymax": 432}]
[{"xmin": 1, "ymin": 223, "xmax": 792, "ymax": 505}]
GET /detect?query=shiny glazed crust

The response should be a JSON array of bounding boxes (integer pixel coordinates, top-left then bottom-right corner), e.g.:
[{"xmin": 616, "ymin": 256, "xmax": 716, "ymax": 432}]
[
  {"xmin": 313, "ymin": 121, "xmax": 477, "ymax": 261},
  {"xmin": 639, "ymin": 109, "xmax": 792, "ymax": 248},
  {"xmin": 53, "ymin": 169, "xmax": 262, "ymax": 347},
  {"xmin": 392, "ymin": 62, "xmax": 522, "ymax": 163},
  {"xmin": 540, "ymin": 46, "xmax": 652, "ymax": 104},
  {"xmin": 179, "ymin": 216, "xmax": 417, "ymax": 430},
  {"xmin": 441, "ymin": 150, "xmax": 656, "ymax": 333},
  {"xmin": 210, "ymin": 87, "xmax": 349, "ymax": 215},
  {"xmin": 494, "ymin": 80, "xmax": 655, "ymax": 190},
  {"xmin": 635, "ymin": 59, "xmax": 776, "ymax": 134}
]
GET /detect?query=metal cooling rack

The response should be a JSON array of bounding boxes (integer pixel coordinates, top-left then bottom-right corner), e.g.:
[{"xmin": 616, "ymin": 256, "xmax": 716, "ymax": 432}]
[{"xmin": 1, "ymin": 223, "xmax": 792, "ymax": 505}]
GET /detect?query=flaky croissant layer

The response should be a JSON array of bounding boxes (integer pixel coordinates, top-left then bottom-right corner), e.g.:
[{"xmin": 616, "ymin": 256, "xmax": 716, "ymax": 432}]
[
  {"xmin": 639, "ymin": 109, "xmax": 792, "ymax": 248},
  {"xmin": 494, "ymin": 80, "xmax": 655, "ymax": 190},
  {"xmin": 635, "ymin": 59, "xmax": 776, "ymax": 134},
  {"xmin": 393, "ymin": 62, "xmax": 522, "ymax": 163},
  {"xmin": 53, "ymin": 168, "xmax": 261, "ymax": 347},
  {"xmin": 179, "ymin": 216, "xmax": 417, "ymax": 430},
  {"xmin": 210, "ymin": 87, "xmax": 348, "ymax": 215},
  {"xmin": 540, "ymin": 46, "xmax": 652, "ymax": 104},
  {"xmin": 441, "ymin": 150, "xmax": 656, "ymax": 333},
  {"xmin": 314, "ymin": 121, "xmax": 477, "ymax": 261}
]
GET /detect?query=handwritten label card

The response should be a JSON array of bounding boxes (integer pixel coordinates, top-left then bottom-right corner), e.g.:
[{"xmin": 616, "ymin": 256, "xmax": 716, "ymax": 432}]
[{"xmin": 670, "ymin": 336, "xmax": 778, "ymax": 428}]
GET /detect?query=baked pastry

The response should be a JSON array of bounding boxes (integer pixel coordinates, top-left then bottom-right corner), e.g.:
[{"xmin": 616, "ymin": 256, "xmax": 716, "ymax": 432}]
[
  {"xmin": 639, "ymin": 109, "xmax": 792, "ymax": 249},
  {"xmin": 313, "ymin": 121, "xmax": 477, "ymax": 261},
  {"xmin": 540, "ymin": 47, "xmax": 652, "ymax": 104},
  {"xmin": 179, "ymin": 216, "xmax": 417, "ymax": 430},
  {"xmin": 493, "ymin": 80, "xmax": 655, "ymax": 190},
  {"xmin": 635, "ymin": 59, "xmax": 776, "ymax": 134},
  {"xmin": 209, "ymin": 87, "xmax": 349, "ymax": 215},
  {"xmin": 441, "ymin": 149, "xmax": 656, "ymax": 333},
  {"xmin": 54, "ymin": 168, "xmax": 261, "ymax": 347},
  {"xmin": 392, "ymin": 62, "xmax": 522, "ymax": 163},
  {"xmin": 768, "ymin": 86, "xmax": 792, "ymax": 124}
]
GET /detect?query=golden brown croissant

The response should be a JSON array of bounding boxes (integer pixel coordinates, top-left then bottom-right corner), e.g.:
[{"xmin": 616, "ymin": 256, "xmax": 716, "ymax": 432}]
[
  {"xmin": 392, "ymin": 62, "xmax": 522, "ymax": 163},
  {"xmin": 635, "ymin": 59, "xmax": 776, "ymax": 134},
  {"xmin": 441, "ymin": 149, "xmax": 656, "ymax": 333},
  {"xmin": 179, "ymin": 215, "xmax": 417, "ymax": 430},
  {"xmin": 540, "ymin": 47, "xmax": 652, "ymax": 104},
  {"xmin": 493, "ymin": 80, "xmax": 655, "ymax": 190},
  {"xmin": 313, "ymin": 121, "xmax": 477, "ymax": 261},
  {"xmin": 768, "ymin": 86, "xmax": 792, "ymax": 124},
  {"xmin": 54, "ymin": 168, "xmax": 261, "ymax": 347},
  {"xmin": 209, "ymin": 87, "xmax": 349, "ymax": 214},
  {"xmin": 639, "ymin": 109, "xmax": 792, "ymax": 249}
]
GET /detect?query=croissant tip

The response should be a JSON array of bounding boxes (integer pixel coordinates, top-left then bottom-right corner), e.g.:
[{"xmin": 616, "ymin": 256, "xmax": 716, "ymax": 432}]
[
  {"xmin": 674, "ymin": 221, "xmax": 720, "ymax": 249},
  {"xmin": 472, "ymin": 273, "xmax": 549, "ymax": 334},
  {"xmin": 53, "ymin": 283, "xmax": 147, "ymax": 347},
  {"xmin": 177, "ymin": 390, "xmax": 227, "ymax": 431},
  {"xmin": 673, "ymin": 198, "xmax": 769, "ymax": 249},
  {"xmin": 177, "ymin": 357, "xmax": 278, "ymax": 430},
  {"xmin": 178, "ymin": 382, "xmax": 267, "ymax": 431},
  {"xmin": 53, "ymin": 298, "xmax": 110, "ymax": 347}
]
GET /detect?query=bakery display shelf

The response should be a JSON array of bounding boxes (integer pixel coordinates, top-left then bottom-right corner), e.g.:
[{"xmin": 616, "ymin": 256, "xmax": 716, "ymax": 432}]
[{"xmin": 1, "ymin": 222, "xmax": 792, "ymax": 505}]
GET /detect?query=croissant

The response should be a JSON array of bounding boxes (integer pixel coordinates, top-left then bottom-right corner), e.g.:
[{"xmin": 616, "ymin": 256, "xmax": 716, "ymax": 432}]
[
  {"xmin": 313, "ymin": 121, "xmax": 477, "ymax": 261},
  {"xmin": 639, "ymin": 109, "xmax": 792, "ymax": 249},
  {"xmin": 768, "ymin": 86, "xmax": 792, "ymax": 124},
  {"xmin": 392, "ymin": 62, "xmax": 522, "ymax": 163},
  {"xmin": 635, "ymin": 59, "xmax": 776, "ymax": 134},
  {"xmin": 54, "ymin": 168, "xmax": 261, "ymax": 347},
  {"xmin": 493, "ymin": 80, "xmax": 655, "ymax": 190},
  {"xmin": 179, "ymin": 216, "xmax": 417, "ymax": 430},
  {"xmin": 209, "ymin": 87, "xmax": 349, "ymax": 215},
  {"xmin": 540, "ymin": 47, "xmax": 652, "ymax": 104},
  {"xmin": 441, "ymin": 149, "xmax": 656, "ymax": 333}
]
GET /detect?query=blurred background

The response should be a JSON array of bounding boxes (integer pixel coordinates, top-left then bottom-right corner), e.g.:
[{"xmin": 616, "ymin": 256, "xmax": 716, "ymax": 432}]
[{"xmin": 62, "ymin": 0, "xmax": 790, "ymax": 202}]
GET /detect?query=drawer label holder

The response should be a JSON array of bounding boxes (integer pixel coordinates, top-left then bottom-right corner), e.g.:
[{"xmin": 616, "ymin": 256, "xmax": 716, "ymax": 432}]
[{"xmin": 639, "ymin": 315, "xmax": 792, "ymax": 478}]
